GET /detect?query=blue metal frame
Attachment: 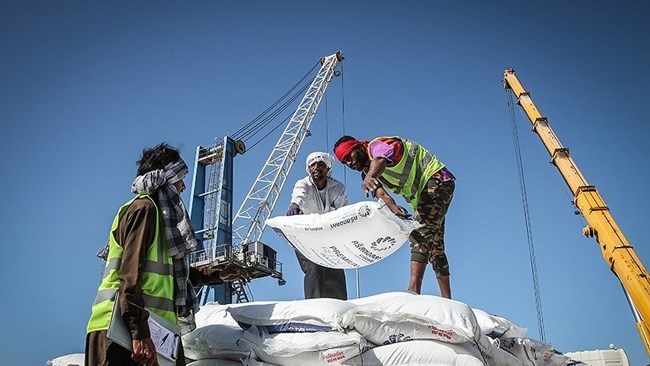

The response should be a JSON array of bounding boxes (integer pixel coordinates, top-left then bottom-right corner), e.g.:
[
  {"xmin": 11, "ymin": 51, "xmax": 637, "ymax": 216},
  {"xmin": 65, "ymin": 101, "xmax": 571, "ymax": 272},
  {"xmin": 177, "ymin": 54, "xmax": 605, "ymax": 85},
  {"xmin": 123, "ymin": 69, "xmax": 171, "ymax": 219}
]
[{"xmin": 188, "ymin": 136, "xmax": 236, "ymax": 304}]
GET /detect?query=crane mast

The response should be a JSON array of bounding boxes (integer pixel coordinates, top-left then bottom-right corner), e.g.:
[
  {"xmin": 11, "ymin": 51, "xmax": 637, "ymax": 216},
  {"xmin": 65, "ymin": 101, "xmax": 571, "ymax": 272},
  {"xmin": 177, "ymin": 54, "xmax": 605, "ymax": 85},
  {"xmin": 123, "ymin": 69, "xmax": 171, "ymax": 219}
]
[
  {"xmin": 232, "ymin": 51, "xmax": 344, "ymax": 252},
  {"xmin": 188, "ymin": 51, "xmax": 344, "ymax": 304},
  {"xmin": 503, "ymin": 69, "xmax": 650, "ymax": 356}
]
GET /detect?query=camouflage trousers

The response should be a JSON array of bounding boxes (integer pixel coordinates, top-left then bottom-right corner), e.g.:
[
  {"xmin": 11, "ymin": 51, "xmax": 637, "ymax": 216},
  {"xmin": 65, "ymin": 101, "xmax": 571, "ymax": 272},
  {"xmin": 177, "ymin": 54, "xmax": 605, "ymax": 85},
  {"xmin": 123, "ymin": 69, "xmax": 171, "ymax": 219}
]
[{"xmin": 410, "ymin": 177, "xmax": 455, "ymax": 277}]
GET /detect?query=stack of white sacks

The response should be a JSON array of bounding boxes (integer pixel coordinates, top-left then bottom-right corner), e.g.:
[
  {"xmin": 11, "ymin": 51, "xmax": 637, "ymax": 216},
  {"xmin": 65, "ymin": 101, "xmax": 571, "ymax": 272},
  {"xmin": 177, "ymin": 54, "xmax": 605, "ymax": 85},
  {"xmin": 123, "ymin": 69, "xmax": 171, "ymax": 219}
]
[{"xmin": 182, "ymin": 292, "xmax": 582, "ymax": 366}]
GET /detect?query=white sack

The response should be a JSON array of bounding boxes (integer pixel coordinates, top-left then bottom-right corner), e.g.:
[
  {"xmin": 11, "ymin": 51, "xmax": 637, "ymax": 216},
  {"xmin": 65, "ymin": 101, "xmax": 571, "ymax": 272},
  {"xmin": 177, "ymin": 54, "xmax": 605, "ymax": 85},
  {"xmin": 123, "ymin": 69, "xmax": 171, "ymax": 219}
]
[
  {"xmin": 342, "ymin": 293, "xmax": 480, "ymax": 346},
  {"xmin": 241, "ymin": 359, "xmax": 278, "ymax": 366},
  {"xmin": 187, "ymin": 360, "xmax": 243, "ymax": 366},
  {"xmin": 243, "ymin": 326, "xmax": 367, "ymax": 366},
  {"xmin": 481, "ymin": 336, "xmax": 525, "ymax": 366},
  {"xmin": 472, "ymin": 308, "xmax": 528, "ymax": 339},
  {"xmin": 499, "ymin": 338, "xmax": 570, "ymax": 366},
  {"xmin": 182, "ymin": 324, "xmax": 253, "ymax": 360},
  {"xmin": 343, "ymin": 340, "xmax": 485, "ymax": 366},
  {"xmin": 183, "ymin": 302, "xmax": 258, "ymax": 360},
  {"xmin": 228, "ymin": 298, "xmax": 357, "ymax": 333},
  {"xmin": 266, "ymin": 201, "xmax": 421, "ymax": 269},
  {"xmin": 487, "ymin": 346, "xmax": 526, "ymax": 366},
  {"xmin": 195, "ymin": 302, "xmax": 240, "ymax": 328},
  {"xmin": 195, "ymin": 301, "xmax": 275, "ymax": 328},
  {"xmin": 46, "ymin": 353, "xmax": 84, "ymax": 366},
  {"xmin": 346, "ymin": 291, "xmax": 414, "ymax": 306}
]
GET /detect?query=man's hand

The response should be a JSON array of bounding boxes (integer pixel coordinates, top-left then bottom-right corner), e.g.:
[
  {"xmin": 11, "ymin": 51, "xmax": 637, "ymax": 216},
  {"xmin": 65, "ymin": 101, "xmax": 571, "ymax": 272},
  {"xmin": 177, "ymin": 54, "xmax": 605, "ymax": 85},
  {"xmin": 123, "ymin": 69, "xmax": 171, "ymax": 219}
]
[
  {"xmin": 362, "ymin": 176, "xmax": 381, "ymax": 197},
  {"xmin": 132, "ymin": 338, "xmax": 158, "ymax": 366},
  {"xmin": 388, "ymin": 204, "xmax": 411, "ymax": 219},
  {"xmin": 363, "ymin": 157, "xmax": 388, "ymax": 196},
  {"xmin": 219, "ymin": 263, "xmax": 252, "ymax": 283},
  {"xmin": 286, "ymin": 203, "xmax": 302, "ymax": 216}
]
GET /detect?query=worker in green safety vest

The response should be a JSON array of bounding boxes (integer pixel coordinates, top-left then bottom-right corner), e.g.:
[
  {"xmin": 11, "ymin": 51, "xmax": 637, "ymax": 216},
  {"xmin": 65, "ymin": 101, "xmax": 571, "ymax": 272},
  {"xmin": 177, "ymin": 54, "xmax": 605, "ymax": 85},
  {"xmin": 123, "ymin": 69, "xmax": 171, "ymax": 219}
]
[
  {"xmin": 85, "ymin": 143, "xmax": 250, "ymax": 366},
  {"xmin": 334, "ymin": 136, "xmax": 456, "ymax": 299}
]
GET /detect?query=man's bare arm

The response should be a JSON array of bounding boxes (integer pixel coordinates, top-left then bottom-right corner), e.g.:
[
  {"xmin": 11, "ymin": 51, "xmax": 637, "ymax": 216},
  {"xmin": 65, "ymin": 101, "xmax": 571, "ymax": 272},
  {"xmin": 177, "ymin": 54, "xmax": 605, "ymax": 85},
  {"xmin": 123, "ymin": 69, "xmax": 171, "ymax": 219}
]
[
  {"xmin": 374, "ymin": 186, "xmax": 411, "ymax": 219},
  {"xmin": 362, "ymin": 157, "xmax": 388, "ymax": 195}
]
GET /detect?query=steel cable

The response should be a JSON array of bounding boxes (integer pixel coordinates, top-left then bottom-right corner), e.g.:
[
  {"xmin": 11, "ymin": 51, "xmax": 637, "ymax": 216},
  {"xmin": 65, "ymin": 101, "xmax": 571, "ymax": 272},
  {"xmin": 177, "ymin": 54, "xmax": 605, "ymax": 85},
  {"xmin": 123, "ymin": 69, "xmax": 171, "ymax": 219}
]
[
  {"xmin": 232, "ymin": 61, "xmax": 319, "ymax": 140},
  {"xmin": 237, "ymin": 81, "xmax": 310, "ymax": 142},
  {"xmin": 505, "ymin": 89, "xmax": 547, "ymax": 342}
]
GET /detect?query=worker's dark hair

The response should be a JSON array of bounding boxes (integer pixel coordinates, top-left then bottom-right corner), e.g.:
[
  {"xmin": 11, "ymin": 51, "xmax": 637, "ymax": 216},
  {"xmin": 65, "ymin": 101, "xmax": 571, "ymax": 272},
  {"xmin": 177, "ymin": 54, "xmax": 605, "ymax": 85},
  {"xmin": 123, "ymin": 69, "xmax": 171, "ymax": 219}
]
[
  {"xmin": 136, "ymin": 142, "xmax": 181, "ymax": 176},
  {"xmin": 333, "ymin": 135, "xmax": 357, "ymax": 149}
]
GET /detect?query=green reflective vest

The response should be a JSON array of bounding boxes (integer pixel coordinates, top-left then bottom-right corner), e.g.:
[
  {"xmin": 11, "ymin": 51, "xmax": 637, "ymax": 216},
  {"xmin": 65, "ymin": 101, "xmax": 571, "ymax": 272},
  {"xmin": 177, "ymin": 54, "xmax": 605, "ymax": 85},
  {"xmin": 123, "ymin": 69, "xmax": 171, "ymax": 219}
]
[
  {"xmin": 87, "ymin": 195, "xmax": 177, "ymax": 334},
  {"xmin": 370, "ymin": 137, "xmax": 445, "ymax": 210}
]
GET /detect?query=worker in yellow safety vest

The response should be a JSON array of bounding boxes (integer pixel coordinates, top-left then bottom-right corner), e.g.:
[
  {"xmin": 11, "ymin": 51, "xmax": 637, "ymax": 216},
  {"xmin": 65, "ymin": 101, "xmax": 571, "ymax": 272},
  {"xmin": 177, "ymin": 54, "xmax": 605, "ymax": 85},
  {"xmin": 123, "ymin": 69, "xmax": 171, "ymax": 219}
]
[
  {"xmin": 334, "ymin": 136, "xmax": 456, "ymax": 299},
  {"xmin": 85, "ymin": 143, "xmax": 250, "ymax": 366}
]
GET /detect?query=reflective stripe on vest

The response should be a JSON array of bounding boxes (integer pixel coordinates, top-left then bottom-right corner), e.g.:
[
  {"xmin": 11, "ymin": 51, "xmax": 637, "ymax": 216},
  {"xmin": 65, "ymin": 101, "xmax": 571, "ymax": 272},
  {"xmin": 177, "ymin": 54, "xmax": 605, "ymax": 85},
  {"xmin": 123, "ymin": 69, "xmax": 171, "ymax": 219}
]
[
  {"xmin": 371, "ymin": 137, "xmax": 444, "ymax": 209},
  {"xmin": 87, "ymin": 195, "xmax": 177, "ymax": 334},
  {"xmin": 93, "ymin": 288, "xmax": 175, "ymax": 313},
  {"xmin": 101, "ymin": 255, "xmax": 174, "ymax": 278}
]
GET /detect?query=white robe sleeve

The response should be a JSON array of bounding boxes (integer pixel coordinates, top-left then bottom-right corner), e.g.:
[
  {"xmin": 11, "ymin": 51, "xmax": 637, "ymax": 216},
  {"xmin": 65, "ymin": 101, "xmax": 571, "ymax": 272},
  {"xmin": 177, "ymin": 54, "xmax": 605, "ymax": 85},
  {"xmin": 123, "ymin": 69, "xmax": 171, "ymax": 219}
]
[{"xmin": 290, "ymin": 177, "xmax": 309, "ymax": 207}]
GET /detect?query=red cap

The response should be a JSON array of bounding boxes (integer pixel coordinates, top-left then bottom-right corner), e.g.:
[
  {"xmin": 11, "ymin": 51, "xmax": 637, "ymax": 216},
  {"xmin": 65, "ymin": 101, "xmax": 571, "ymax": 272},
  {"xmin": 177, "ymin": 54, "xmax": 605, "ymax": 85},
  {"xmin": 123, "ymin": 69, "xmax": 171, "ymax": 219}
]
[{"xmin": 334, "ymin": 139, "xmax": 361, "ymax": 162}]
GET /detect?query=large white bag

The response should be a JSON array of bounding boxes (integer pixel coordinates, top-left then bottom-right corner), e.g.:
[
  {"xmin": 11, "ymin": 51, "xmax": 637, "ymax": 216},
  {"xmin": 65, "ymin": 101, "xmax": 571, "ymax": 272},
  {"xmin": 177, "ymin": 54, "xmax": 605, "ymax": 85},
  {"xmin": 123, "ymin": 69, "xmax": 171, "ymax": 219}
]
[
  {"xmin": 486, "ymin": 345, "xmax": 527, "ymax": 366},
  {"xmin": 182, "ymin": 324, "xmax": 254, "ymax": 360},
  {"xmin": 498, "ymin": 338, "xmax": 570, "ymax": 366},
  {"xmin": 343, "ymin": 340, "xmax": 485, "ymax": 366},
  {"xmin": 187, "ymin": 360, "xmax": 243, "ymax": 366},
  {"xmin": 243, "ymin": 326, "xmax": 368, "ymax": 366},
  {"xmin": 194, "ymin": 301, "xmax": 275, "ymax": 328},
  {"xmin": 228, "ymin": 298, "xmax": 357, "ymax": 333},
  {"xmin": 46, "ymin": 353, "xmax": 85, "ymax": 366},
  {"xmin": 480, "ymin": 336, "xmax": 526, "ymax": 366},
  {"xmin": 241, "ymin": 359, "xmax": 278, "ymax": 366},
  {"xmin": 183, "ymin": 302, "xmax": 259, "ymax": 360},
  {"xmin": 195, "ymin": 302, "xmax": 240, "ymax": 328},
  {"xmin": 266, "ymin": 201, "xmax": 421, "ymax": 269},
  {"xmin": 346, "ymin": 291, "xmax": 414, "ymax": 306},
  {"xmin": 342, "ymin": 293, "xmax": 480, "ymax": 346},
  {"xmin": 472, "ymin": 308, "xmax": 527, "ymax": 339}
]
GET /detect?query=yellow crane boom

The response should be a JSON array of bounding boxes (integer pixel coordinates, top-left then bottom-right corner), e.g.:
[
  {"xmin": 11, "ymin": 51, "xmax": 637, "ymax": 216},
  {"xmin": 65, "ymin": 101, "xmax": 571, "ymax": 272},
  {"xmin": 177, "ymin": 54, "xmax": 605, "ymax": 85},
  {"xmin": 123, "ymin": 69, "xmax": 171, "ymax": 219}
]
[{"xmin": 503, "ymin": 69, "xmax": 650, "ymax": 356}]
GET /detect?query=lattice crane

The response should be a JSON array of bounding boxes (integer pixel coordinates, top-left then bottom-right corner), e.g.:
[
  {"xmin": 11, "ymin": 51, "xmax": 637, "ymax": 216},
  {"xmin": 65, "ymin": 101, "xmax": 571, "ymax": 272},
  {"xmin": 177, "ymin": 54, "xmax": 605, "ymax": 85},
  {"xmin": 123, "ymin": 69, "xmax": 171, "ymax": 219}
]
[{"xmin": 188, "ymin": 51, "xmax": 344, "ymax": 304}]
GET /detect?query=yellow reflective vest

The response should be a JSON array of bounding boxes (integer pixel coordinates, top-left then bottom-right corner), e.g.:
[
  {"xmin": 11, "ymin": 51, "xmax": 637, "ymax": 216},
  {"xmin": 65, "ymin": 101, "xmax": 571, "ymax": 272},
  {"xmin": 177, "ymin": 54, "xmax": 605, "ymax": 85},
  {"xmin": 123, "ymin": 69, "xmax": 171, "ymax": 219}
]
[
  {"xmin": 86, "ymin": 195, "xmax": 177, "ymax": 333},
  {"xmin": 370, "ymin": 137, "xmax": 444, "ymax": 210}
]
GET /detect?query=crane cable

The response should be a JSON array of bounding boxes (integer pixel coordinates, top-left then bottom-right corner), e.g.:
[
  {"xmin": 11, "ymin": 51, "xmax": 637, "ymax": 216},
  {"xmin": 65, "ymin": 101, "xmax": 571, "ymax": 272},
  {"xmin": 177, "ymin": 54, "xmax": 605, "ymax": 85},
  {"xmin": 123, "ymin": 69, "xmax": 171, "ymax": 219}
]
[
  {"xmin": 235, "ymin": 81, "xmax": 311, "ymax": 144},
  {"xmin": 325, "ymin": 89, "xmax": 329, "ymax": 150},
  {"xmin": 245, "ymin": 113, "xmax": 293, "ymax": 152},
  {"xmin": 337, "ymin": 63, "xmax": 359, "ymax": 298},
  {"xmin": 231, "ymin": 61, "xmax": 320, "ymax": 144},
  {"xmin": 240, "ymin": 82, "xmax": 311, "ymax": 148},
  {"xmin": 340, "ymin": 62, "xmax": 347, "ymax": 187},
  {"xmin": 228, "ymin": 62, "xmax": 318, "ymax": 301},
  {"xmin": 323, "ymin": 62, "xmax": 356, "ymax": 297},
  {"xmin": 505, "ymin": 89, "xmax": 546, "ymax": 343},
  {"xmin": 231, "ymin": 61, "xmax": 318, "ymax": 138}
]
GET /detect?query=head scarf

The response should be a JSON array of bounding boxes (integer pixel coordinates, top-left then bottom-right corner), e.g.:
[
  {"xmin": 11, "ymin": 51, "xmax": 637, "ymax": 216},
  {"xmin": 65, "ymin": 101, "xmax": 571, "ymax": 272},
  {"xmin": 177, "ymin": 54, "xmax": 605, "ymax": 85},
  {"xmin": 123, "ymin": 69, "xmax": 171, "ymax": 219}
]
[
  {"xmin": 333, "ymin": 138, "xmax": 362, "ymax": 163},
  {"xmin": 306, "ymin": 151, "xmax": 334, "ymax": 177},
  {"xmin": 131, "ymin": 159, "xmax": 199, "ymax": 333}
]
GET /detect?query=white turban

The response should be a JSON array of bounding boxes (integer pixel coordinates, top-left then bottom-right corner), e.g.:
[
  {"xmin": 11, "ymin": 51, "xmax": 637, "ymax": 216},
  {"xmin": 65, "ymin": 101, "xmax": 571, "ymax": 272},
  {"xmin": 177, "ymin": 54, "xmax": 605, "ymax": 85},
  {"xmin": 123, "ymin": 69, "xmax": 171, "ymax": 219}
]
[{"xmin": 306, "ymin": 151, "xmax": 334, "ymax": 177}]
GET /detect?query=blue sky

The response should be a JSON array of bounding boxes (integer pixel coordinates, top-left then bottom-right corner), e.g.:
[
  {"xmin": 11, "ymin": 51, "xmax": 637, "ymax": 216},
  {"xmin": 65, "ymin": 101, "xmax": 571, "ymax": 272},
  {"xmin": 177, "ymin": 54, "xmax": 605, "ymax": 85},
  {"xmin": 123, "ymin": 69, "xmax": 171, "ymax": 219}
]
[{"xmin": 1, "ymin": 1, "xmax": 649, "ymax": 365}]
